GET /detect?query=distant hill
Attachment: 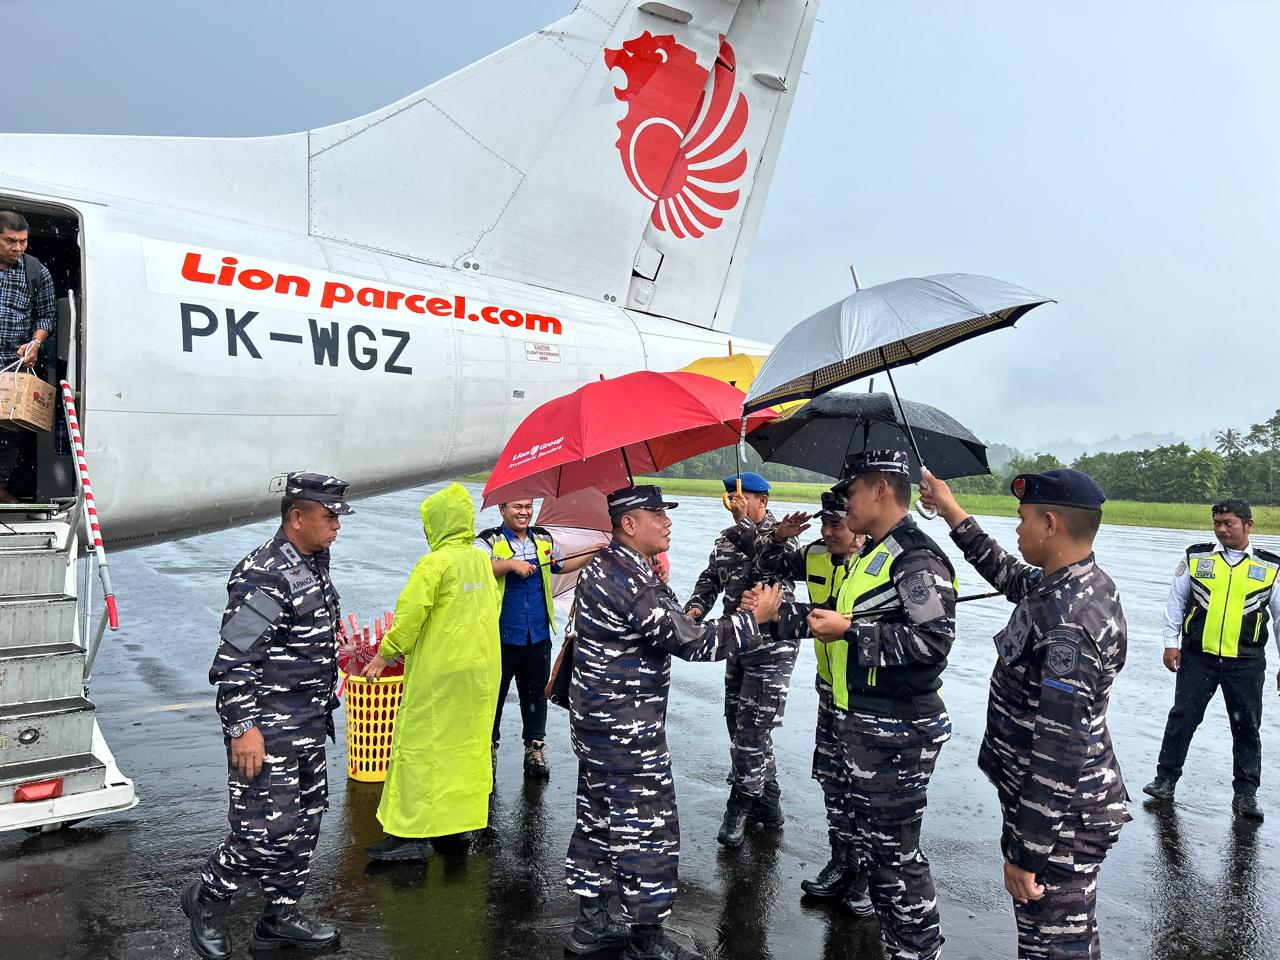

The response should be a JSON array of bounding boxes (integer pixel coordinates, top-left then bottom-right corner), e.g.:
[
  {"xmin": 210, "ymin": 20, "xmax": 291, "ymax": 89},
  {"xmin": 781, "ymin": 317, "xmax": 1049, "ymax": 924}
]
[{"xmin": 1011, "ymin": 432, "xmax": 1218, "ymax": 463}]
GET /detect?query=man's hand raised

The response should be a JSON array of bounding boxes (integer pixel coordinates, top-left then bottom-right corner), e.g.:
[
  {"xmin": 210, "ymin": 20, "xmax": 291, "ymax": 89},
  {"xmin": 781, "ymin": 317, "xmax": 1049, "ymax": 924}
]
[
  {"xmin": 773, "ymin": 511, "xmax": 811, "ymax": 540},
  {"xmin": 919, "ymin": 469, "xmax": 969, "ymax": 530}
]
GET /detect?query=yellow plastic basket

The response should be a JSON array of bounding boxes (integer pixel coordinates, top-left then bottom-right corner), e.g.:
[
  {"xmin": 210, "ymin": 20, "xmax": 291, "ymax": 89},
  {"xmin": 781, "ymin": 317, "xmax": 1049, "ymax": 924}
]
[{"xmin": 340, "ymin": 670, "xmax": 404, "ymax": 783}]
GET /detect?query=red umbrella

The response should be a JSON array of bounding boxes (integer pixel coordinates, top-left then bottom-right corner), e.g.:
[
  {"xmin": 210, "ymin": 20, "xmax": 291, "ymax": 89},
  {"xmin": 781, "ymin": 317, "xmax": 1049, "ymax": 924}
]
[
  {"xmin": 537, "ymin": 490, "xmax": 670, "ymax": 602},
  {"xmin": 482, "ymin": 371, "xmax": 777, "ymax": 508},
  {"xmin": 536, "ymin": 488, "xmax": 613, "ymax": 600}
]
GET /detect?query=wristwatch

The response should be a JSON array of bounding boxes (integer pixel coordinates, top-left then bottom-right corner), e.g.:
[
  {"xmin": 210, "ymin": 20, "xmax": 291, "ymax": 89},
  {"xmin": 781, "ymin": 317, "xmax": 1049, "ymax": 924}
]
[{"xmin": 226, "ymin": 719, "xmax": 256, "ymax": 739}]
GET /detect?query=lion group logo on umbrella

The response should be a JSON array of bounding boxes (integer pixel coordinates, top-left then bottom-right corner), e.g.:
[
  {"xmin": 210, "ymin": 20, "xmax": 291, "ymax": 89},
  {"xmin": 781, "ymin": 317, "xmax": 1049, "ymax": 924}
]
[{"xmin": 604, "ymin": 31, "xmax": 749, "ymax": 239}]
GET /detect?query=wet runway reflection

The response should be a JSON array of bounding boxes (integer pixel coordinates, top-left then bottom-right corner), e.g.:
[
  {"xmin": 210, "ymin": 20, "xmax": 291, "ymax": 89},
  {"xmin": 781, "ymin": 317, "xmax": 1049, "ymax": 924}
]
[{"xmin": 3, "ymin": 481, "xmax": 1279, "ymax": 959}]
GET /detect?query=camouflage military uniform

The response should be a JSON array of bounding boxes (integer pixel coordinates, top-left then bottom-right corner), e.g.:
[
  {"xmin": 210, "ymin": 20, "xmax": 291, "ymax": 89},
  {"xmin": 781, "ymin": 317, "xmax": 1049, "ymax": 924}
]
[
  {"xmin": 200, "ymin": 526, "xmax": 343, "ymax": 911},
  {"xmin": 757, "ymin": 535, "xmax": 856, "ymax": 849},
  {"xmin": 951, "ymin": 517, "xmax": 1130, "ymax": 960},
  {"xmin": 686, "ymin": 512, "xmax": 799, "ymax": 797},
  {"xmin": 566, "ymin": 540, "xmax": 762, "ymax": 925},
  {"xmin": 783, "ymin": 515, "xmax": 956, "ymax": 960}
]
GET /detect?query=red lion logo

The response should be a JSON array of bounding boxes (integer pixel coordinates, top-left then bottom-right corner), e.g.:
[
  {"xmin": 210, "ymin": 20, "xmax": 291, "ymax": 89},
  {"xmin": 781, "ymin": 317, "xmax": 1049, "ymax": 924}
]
[{"xmin": 604, "ymin": 32, "xmax": 749, "ymax": 239}]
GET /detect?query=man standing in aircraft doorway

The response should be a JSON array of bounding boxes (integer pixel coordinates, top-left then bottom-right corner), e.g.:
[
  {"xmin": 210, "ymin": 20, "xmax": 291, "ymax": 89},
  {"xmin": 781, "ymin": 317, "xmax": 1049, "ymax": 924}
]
[
  {"xmin": 182, "ymin": 473, "xmax": 351, "ymax": 960},
  {"xmin": 476, "ymin": 500, "xmax": 601, "ymax": 779},
  {"xmin": 0, "ymin": 211, "xmax": 55, "ymax": 503}
]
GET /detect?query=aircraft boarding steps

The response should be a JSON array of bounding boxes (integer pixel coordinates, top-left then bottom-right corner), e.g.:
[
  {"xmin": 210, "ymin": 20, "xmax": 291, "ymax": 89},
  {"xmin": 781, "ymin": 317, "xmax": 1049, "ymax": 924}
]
[{"xmin": 0, "ymin": 501, "xmax": 136, "ymax": 832}]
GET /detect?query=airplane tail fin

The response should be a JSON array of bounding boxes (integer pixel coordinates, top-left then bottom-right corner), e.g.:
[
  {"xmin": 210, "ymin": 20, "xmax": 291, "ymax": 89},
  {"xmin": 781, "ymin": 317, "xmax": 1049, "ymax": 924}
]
[{"xmin": 308, "ymin": 0, "xmax": 820, "ymax": 331}]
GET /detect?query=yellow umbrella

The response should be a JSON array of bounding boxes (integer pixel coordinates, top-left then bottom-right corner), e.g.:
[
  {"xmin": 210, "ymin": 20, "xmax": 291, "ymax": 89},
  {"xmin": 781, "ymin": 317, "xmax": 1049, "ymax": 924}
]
[
  {"xmin": 680, "ymin": 350, "xmax": 806, "ymax": 415},
  {"xmin": 680, "ymin": 351, "xmax": 766, "ymax": 389},
  {"xmin": 678, "ymin": 349, "xmax": 803, "ymax": 509}
]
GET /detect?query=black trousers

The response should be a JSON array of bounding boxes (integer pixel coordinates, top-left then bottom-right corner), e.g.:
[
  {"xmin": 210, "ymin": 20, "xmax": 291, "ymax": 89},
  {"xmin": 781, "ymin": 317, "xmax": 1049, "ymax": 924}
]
[
  {"xmin": 492, "ymin": 638, "xmax": 552, "ymax": 744},
  {"xmin": 1156, "ymin": 650, "xmax": 1265, "ymax": 794}
]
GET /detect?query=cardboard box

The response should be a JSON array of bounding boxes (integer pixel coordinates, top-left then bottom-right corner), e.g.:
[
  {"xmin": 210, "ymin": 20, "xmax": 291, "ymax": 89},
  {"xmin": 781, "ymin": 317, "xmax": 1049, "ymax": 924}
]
[{"xmin": 0, "ymin": 372, "xmax": 56, "ymax": 432}]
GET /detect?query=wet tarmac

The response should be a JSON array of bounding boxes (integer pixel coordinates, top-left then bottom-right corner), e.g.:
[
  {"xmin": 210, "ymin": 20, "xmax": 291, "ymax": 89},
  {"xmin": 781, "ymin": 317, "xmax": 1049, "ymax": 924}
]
[{"xmin": 3, "ymin": 482, "xmax": 1279, "ymax": 959}]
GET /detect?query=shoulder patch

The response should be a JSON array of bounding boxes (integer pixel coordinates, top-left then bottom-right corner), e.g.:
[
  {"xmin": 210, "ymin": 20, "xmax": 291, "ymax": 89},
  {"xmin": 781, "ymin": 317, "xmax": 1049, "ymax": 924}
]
[
  {"xmin": 906, "ymin": 572, "xmax": 930, "ymax": 605},
  {"xmin": 1174, "ymin": 560, "xmax": 1187, "ymax": 577},
  {"xmin": 1043, "ymin": 627, "xmax": 1083, "ymax": 677},
  {"xmin": 1046, "ymin": 642, "xmax": 1078, "ymax": 677},
  {"xmin": 220, "ymin": 590, "xmax": 284, "ymax": 652}
]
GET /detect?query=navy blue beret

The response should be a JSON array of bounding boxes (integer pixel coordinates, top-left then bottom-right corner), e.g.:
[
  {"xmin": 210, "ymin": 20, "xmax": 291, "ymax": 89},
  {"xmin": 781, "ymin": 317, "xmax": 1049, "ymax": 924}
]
[
  {"xmin": 723, "ymin": 472, "xmax": 771, "ymax": 494},
  {"xmin": 1010, "ymin": 469, "xmax": 1106, "ymax": 511}
]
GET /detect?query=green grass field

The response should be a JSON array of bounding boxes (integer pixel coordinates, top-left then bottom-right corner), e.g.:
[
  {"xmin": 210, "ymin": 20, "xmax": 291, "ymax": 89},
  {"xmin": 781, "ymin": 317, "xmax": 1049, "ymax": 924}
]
[{"xmin": 636, "ymin": 477, "xmax": 1280, "ymax": 535}]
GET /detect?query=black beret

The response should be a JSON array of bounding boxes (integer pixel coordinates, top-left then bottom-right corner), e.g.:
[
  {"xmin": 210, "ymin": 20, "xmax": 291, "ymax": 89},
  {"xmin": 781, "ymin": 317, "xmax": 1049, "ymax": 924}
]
[{"xmin": 1010, "ymin": 469, "xmax": 1105, "ymax": 511}]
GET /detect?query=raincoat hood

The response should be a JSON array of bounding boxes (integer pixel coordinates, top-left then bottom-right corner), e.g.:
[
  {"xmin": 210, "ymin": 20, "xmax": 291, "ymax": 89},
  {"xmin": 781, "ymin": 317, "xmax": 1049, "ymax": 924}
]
[{"xmin": 422, "ymin": 483, "xmax": 476, "ymax": 551}]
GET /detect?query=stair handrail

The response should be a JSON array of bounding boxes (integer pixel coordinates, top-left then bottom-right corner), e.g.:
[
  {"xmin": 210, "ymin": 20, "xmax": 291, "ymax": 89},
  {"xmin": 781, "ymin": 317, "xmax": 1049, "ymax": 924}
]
[{"xmin": 58, "ymin": 380, "xmax": 119, "ymax": 631}]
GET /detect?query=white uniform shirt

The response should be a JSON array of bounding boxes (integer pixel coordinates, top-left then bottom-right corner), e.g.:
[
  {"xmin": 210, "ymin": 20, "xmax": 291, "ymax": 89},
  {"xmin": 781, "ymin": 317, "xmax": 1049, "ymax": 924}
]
[{"xmin": 1162, "ymin": 542, "xmax": 1280, "ymax": 653}]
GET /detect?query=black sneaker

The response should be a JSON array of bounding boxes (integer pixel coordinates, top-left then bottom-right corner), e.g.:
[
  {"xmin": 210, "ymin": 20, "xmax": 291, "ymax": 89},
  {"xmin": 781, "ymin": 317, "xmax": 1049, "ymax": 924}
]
[
  {"xmin": 249, "ymin": 910, "xmax": 340, "ymax": 951},
  {"xmin": 365, "ymin": 835, "xmax": 432, "ymax": 862},
  {"xmin": 1142, "ymin": 778, "xmax": 1176, "ymax": 802},
  {"xmin": 1233, "ymin": 792, "xmax": 1265, "ymax": 822}
]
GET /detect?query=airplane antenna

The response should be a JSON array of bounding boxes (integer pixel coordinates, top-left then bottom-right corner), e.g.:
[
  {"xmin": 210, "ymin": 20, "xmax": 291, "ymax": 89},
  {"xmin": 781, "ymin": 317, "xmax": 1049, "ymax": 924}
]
[{"xmin": 849, "ymin": 265, "xmax": 862, "ymax": 291}]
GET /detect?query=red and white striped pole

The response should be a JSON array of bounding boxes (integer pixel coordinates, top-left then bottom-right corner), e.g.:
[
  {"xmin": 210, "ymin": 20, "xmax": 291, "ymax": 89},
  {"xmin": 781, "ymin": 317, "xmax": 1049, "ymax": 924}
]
[{"xmin": 58, "ymin": 381, "xmax": 118, "ymax": 630}]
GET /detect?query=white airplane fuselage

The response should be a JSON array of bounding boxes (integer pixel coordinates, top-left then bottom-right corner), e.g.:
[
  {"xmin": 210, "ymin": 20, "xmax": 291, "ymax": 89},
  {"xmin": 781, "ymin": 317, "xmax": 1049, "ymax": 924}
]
[
  {"xmin": 62, "ymin": 191, "xmax": 765, "ymax": 546},
  {"xmin": 1, "ymin": 0, "xmax": 820, "ymax": 547}
]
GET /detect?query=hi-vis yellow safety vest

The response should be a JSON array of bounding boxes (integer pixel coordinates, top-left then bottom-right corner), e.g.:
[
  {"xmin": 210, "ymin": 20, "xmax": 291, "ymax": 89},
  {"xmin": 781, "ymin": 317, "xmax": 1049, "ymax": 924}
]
[
  {"xmin": 830, "ymin": 524, "xmax": 957, "ymax": 711},
  {"xmin": 804, "ymin": 543, "xmax": 851, "ymax": 685},
  {"xmin": 1182, "ymin": 544, "xmax": 1280, "ymax": 659},
  {"xmin": 479, "ymin": 526, "xmax": 557, "ymax": 633}
]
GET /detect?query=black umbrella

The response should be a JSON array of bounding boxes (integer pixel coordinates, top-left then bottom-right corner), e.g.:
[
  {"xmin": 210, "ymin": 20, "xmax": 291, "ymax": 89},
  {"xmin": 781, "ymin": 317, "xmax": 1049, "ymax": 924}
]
[{"xmin": 746, "ymin": 391, "xmax": 989, "ymax": 483}]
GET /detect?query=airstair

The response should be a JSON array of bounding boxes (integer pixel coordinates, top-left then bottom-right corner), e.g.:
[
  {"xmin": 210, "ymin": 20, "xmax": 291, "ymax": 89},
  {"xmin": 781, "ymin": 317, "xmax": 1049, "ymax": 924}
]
[{"xmin": 0, "ymin": 384, "xmax": 135, "ymax": 832}]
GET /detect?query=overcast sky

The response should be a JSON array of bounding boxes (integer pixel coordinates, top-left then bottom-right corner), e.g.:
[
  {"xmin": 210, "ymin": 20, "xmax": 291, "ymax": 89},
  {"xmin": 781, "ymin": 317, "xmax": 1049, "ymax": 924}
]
[{"xmin": 9, "ymin": 0, "xmax": 1277, "ymax": 450}]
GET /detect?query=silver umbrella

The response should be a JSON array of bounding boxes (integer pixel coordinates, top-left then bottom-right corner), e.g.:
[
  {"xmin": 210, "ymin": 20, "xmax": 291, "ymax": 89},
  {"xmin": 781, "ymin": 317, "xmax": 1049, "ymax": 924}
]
[
  {"xmin": 742, "ymin": 271, "xmax": 1052, "ymax": 515},
  {"xmin": 744, "ymin": 273, "xmax": 1052, "ymax": 412}
]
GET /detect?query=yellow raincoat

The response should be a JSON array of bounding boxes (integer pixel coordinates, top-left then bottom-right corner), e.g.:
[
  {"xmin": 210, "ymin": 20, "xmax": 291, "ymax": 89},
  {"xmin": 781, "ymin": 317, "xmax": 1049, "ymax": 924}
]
[{"xmin": 375, "ymin": 483, "xmax": 502, "ymax": 838}]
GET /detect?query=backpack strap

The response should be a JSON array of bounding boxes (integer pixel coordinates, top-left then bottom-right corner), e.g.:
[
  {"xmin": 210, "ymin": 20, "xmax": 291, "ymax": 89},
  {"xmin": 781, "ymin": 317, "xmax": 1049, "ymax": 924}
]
[{"xmin": 22, "ymin": 254, "xmax": 44, "ymax": 301}]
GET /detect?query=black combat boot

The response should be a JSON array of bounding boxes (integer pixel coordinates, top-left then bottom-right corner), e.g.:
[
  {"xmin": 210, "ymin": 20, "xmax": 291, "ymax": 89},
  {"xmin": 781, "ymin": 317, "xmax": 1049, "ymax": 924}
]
[
  {"xmin": 565, "ymin": 895, "xmax": 629, "ymax": 955},
  {"xmin": 750, "ymin": 780, "xmax": 784, "ymax": 828},
  {"xmin": 1233, "ymin": 792, "xmax": 1265, "ymax": 821},
  {"xmin": 1142, "ymin": 777, "xmax": 1176, "ymax": 802},
  {"xmin": 250, "ymin": 909, "xmax": 340, "ymax": 951},
  {"xmin": 180, "ymin": 879, "xmax": 232, "ymax": 960},
  {"xmin": 365, "ymin": 834, "xmax": 432, "ymax": 862},
  {"xmin": 717, "ymin": 788, "xmax": 752, "ymax": 848},
  {"xmin": 800, "ymin": 839, "xmax": 855, "ymax": 899},
  {"xmin": 839, "ymin": 871, "xmax": 875, "ymax": 918},
  {"xmin": 622, "ymin": 924, "xmax": 704, "ymax": 960}
]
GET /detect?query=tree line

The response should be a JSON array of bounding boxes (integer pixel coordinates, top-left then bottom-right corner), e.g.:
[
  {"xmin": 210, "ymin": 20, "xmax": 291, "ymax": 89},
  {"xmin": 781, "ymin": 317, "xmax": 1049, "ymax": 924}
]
[
  {"xmin": 951, "ymin": 409, "xmax": 1280, "ymax": 505},
  {"xmin": 659, "ymin": 409, "xmax": 1280, "ymax": 506}
]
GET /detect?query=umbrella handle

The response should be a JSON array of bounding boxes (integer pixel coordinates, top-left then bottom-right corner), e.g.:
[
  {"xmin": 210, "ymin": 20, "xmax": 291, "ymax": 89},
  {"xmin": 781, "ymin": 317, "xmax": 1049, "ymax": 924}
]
[
  {"xmin": 915, "ymin": 467, "xmax": 939, "ymax": 520},
  {"xmin": 721, "ymin": 476, "xmax": 742, "ymax": 512}
]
